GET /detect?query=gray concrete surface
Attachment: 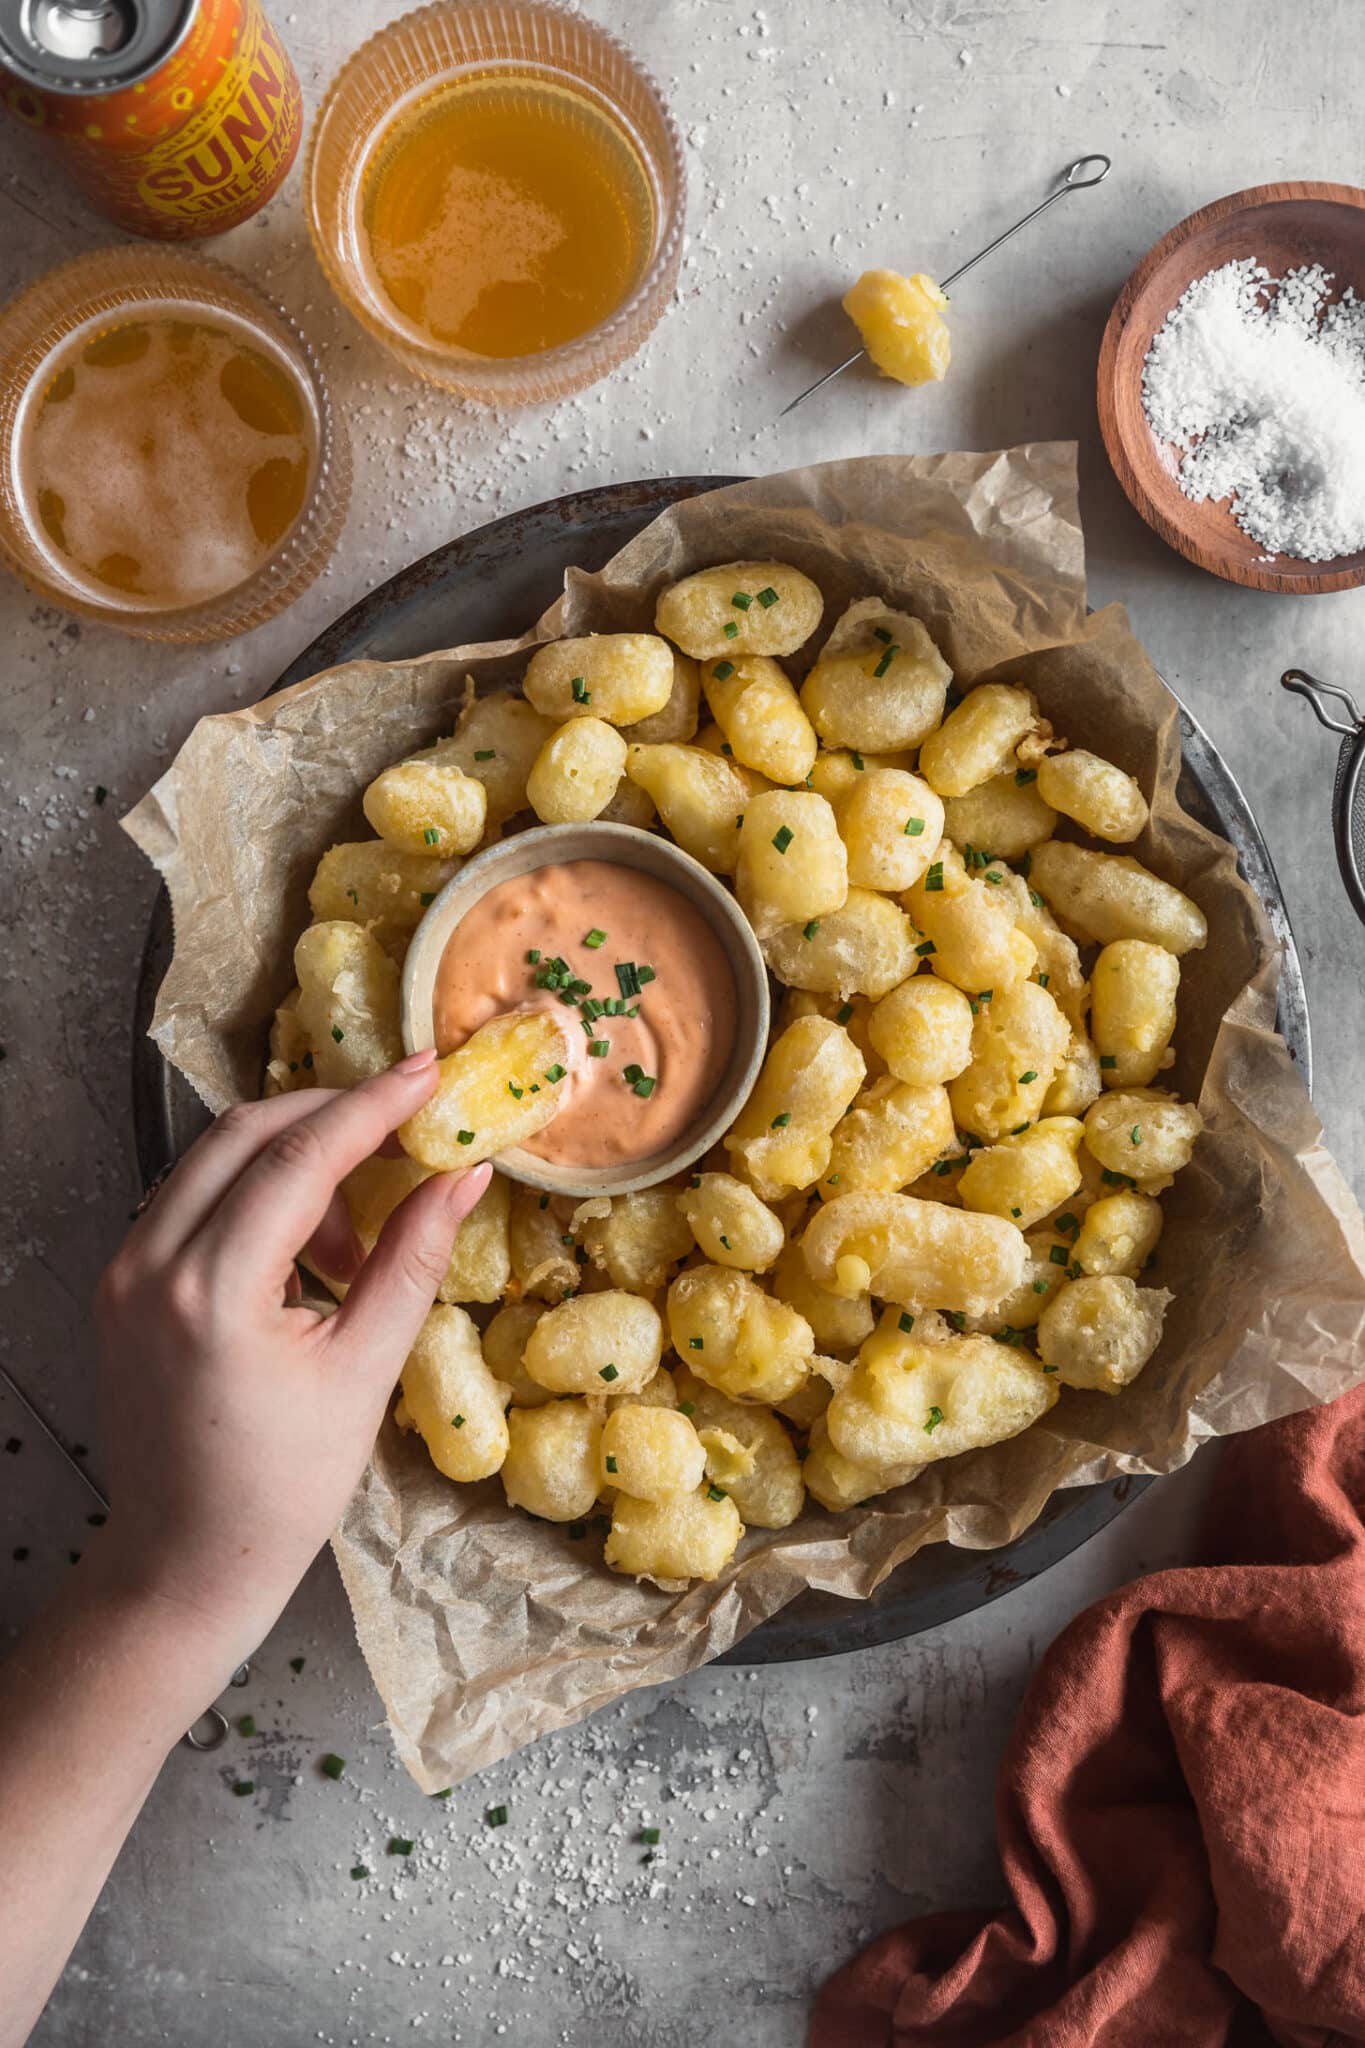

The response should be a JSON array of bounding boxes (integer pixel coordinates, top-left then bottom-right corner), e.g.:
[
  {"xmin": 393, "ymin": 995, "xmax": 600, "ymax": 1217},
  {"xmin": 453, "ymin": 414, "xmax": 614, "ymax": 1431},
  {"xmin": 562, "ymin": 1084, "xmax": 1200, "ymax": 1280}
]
[{"xmin": 2, "ymin": 2, "xmax": 1363, "ymax": 2042}]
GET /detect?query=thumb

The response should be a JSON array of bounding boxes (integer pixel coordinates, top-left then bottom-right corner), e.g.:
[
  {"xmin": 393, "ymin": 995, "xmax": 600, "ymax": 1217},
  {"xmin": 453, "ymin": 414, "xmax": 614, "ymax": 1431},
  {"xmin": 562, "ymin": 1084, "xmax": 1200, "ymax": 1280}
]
[{"xmin": 326, "ymin": 1164, "xmax": 493, "ymax": 1373}]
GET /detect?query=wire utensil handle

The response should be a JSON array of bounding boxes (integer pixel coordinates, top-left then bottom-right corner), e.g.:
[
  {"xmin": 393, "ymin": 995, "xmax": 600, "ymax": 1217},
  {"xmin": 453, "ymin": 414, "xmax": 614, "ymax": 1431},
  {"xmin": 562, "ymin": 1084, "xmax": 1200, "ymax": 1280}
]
[
  {"xmin": 1281, "ymin": 668, "xmax": 1365, "ymax": 929},
  {"xmin": 779, "ymin": 153, "xmax": 1113, "ymax": 419}
]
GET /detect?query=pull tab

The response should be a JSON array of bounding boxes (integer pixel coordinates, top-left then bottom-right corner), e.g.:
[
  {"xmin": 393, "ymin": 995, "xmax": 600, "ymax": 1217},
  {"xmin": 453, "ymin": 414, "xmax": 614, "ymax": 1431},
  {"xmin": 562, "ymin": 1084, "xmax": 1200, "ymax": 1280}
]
[{"xmin": 1281, "ymin": 668, "xmax": 1364, "ymax": 737}]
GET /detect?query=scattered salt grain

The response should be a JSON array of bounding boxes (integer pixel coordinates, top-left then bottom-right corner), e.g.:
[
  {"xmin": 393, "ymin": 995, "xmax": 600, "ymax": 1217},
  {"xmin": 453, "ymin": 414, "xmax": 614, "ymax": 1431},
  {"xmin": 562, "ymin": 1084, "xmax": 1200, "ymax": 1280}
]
[{"xmin": 1142, "ymin": 258, "xmax": 1365, "ymax": 560}]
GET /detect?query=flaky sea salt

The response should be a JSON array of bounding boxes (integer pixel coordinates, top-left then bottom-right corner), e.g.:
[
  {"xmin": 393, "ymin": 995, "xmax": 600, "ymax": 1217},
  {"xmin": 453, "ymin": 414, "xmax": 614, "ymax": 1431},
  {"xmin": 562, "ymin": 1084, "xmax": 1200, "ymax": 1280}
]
[{"xmin": 1141, "ymin": 258, "xmax": 1365, "ymax": 560}]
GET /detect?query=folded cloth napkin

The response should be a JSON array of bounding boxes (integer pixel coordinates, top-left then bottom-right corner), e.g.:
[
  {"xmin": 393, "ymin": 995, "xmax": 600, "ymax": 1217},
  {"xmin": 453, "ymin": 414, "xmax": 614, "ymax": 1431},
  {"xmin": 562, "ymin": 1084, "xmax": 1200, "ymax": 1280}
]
[{"xmin": 810, "ymin": 1385, "xmax": 1365, "ymax": 2048}]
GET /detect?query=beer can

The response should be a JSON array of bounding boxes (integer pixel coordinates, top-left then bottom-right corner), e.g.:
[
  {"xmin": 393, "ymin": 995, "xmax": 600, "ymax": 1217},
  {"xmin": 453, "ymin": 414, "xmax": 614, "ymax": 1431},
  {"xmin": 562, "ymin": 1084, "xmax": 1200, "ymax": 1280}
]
[{"xmin": 0, "ymin": 0, "xmax": 303, "ymax": 239}]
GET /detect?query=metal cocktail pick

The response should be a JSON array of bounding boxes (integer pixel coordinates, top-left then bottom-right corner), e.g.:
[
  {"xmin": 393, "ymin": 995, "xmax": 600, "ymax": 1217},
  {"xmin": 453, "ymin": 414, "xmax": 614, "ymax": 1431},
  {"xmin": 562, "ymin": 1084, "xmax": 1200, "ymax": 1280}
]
[
  {"xmin": 778, "ymin": 152, "xmax": 1113, "ymax": 419},
  {"xmin": 0, "ymin": 1360, "xmax": 249, "ymax": 1749}
]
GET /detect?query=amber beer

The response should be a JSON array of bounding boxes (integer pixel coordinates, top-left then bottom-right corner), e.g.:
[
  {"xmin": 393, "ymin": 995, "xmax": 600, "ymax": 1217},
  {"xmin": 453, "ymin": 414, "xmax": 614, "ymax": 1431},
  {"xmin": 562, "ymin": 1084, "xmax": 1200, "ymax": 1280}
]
[{"xmin": 0, "ymin": 0, "xmax": 301, "ymax": 238}]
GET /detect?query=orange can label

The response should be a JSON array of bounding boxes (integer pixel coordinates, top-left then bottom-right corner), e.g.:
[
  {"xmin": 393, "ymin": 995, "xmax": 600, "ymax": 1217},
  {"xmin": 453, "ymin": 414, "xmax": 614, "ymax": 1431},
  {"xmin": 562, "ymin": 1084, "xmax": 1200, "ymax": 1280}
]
[{"xmin": 0, "ymin": 0, "xmax": 302, "ymax": 239}]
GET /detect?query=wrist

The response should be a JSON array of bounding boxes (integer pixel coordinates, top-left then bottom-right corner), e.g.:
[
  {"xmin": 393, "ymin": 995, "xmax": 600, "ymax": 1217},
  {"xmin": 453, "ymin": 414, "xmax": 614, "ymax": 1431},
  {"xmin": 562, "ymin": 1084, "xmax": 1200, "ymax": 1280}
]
[{"xmin": 73, "ymin": 1540, "xmax": 253, "ymax": 1734}]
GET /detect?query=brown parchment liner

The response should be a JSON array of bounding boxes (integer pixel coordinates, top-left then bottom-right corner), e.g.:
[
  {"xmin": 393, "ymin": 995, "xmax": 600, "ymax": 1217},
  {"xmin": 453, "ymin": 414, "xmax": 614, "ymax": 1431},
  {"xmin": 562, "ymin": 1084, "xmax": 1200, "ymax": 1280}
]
[{"xmin": 124, "ymin": 447, "xmax": 1365, "ymax": 1791}]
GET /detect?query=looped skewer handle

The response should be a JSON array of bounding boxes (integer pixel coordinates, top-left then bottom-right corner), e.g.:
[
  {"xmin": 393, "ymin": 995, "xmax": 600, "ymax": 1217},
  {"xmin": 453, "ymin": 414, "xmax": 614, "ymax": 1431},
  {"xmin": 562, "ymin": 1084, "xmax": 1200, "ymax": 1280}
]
[
  {"xmin": 778, "ymin": 153, "xmax": 1112, "ymax": 418},
  {"xmin": 1281, "ymin": 667, "xmax": 1364, "ymax": 737}
]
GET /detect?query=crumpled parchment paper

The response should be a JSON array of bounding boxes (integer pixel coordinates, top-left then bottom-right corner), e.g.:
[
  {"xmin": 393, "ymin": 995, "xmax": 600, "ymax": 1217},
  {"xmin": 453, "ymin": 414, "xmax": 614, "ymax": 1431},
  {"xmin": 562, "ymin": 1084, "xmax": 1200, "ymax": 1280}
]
[{"xmin": 124, "ymin": 446, "xmax": 1365, "ymax": 1791}]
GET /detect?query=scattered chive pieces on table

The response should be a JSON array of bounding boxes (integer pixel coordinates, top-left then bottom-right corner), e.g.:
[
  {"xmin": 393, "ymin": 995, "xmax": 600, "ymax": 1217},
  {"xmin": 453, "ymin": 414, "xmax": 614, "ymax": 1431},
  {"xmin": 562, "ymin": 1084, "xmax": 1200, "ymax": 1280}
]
[
  {"xmin": 387, "ymin": 1837, "xmax": 414, "ymax": 1857},
  {"xmin": 232, "ymin": 1781, "xmax": 254, "ymax": 1797},
  {"xmin": 432, "ymin": 1788, "xmax": 452, "ymax": 1800},
  {"xmin": 238, "ymin": 1715, "xmax": 256, "ymax": 1738},
  {"xmin": 350, "ymin": 1867, "xmax": 369, "ymax": 1881},
  {"xmin": 94, "ymin": 784, "xmax": 108, "ymax": 804},
  {"xmin": 290, "ymin": 1657, "xmax": 306, "ymax": 1673},
  {"xmin": 641, "ymin": 1826, "xmax": 661, "ymax": 1845},
  {"xmin": 487, "ymin": 1805, "xmax": 508, "ymax": 1828},
  {"xmin": 321, "ymin": 1753, "xmax": 345, "ymax": 1779}
]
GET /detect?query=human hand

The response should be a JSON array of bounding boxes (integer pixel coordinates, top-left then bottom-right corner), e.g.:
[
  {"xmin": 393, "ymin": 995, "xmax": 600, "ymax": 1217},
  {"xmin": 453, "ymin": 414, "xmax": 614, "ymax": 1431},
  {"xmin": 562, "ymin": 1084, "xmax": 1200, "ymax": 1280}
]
[{"xmin": 92, "ymin": 1049, "xmax": 491, "ymax": 1675}]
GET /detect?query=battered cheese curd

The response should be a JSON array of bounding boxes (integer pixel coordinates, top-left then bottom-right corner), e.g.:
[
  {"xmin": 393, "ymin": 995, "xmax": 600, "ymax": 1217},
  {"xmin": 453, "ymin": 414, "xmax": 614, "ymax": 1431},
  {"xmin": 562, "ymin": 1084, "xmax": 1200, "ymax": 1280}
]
[{"xmin": 432, "ymin": 860, "xmax": 735, "ymax": 1169}]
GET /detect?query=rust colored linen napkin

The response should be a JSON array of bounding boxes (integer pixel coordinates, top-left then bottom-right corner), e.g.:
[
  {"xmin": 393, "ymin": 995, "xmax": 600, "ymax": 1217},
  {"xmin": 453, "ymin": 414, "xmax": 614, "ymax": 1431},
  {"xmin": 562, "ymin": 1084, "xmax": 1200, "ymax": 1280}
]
[{"xmin": 810, "ymin": 1385, "xmax": 1365, "ymax": 2048}]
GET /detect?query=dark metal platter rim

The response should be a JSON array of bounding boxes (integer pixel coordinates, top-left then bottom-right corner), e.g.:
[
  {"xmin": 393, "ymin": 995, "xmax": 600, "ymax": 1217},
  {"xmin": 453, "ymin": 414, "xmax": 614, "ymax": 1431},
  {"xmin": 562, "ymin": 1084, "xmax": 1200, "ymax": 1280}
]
[{"xmin": 131, "ymin": 473, "xmax": 1312, "ymax": 1665}]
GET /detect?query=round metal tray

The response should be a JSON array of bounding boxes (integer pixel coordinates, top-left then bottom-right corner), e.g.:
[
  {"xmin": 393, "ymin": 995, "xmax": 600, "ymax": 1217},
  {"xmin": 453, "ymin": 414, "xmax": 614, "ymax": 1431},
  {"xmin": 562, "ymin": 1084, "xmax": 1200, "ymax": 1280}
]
[{"xmin": 132, "ymin": 474, "xmax": 1312, "ymax": 1663}]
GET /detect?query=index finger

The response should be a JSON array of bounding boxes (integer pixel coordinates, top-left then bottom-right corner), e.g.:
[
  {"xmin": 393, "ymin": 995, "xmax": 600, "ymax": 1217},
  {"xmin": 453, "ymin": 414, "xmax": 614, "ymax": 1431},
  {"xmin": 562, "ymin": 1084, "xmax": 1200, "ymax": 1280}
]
[{"xmin": 193, "ymin": 1051, "xmax": 440, "ymax": 1292}]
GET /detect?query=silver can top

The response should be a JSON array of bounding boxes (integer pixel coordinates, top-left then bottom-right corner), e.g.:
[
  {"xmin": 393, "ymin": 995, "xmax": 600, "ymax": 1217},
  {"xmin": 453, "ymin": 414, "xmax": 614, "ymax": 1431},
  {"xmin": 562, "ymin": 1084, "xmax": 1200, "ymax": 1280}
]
[{"xmin": 0, "ymin": 0, "xmax": 197, "ymax": 93}]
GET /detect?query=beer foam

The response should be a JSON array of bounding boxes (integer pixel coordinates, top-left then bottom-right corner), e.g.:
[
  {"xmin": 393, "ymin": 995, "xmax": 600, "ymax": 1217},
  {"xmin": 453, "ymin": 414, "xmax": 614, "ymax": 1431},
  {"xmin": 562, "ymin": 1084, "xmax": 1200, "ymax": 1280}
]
[{"xmin": 19, "ymin": 307, "xmax": 317, "ymax": 611}]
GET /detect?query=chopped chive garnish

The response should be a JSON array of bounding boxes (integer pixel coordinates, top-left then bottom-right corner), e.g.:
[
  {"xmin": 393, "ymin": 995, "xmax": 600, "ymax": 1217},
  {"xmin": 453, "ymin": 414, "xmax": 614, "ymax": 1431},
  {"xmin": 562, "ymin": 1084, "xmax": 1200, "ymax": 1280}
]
[
  {"xmin": 232, "ymin": 1781, "xmax": 254, "ymax": 1797},
  {"xmin": 872, "ymin": 644, "xmax": 899, "ymax": 678},
  {"xmin": 346, "ymin": 886, "xmax": 359, "ymax": 904},
  {"xmin": 584, "ymin": 929, "xmax": 607, "ymax": 949},
  {"xmin": 873, "ymin": 626, "xmax": 892, "ymax": 643},
  {"xmin": 1033, "ymin": 1279, "xmax": 1049, "ymax": 1294},
  {"xmin": 571, "ymin": 676, "xmax": 590, "ymax": 703},
  {"xmin": 851, "ymin": 750, "xmax": 866, "ymax": 771},
  {"xmin": 923, "ymin": 862, "xmax": 944, "ymax": 892},
  {"xmin": 1101, "ymin": 1168, "xmax": 1136, "ymax": 1188},
  {"xmin": 1130, "ymin": 1126, "xmax": 1142, "ymax": 1145},
  {"xmin": 707, "ymin": 1485, "xmax": 728, "ymax": 1501},
  {"xmin": 772, "ymin": 825, "xmax": 794, "ymax": 854},
  {"xmin": 474, "ymin": 748, "xmax": 497, "ymax": 761},
  {"xmin": 1043, "ymin": 1363, "xmax": 1059, "ymax": 1374},
  {"xmin": 731, "ymin": 591, "xmax": 753, "ymax": 610},
  {"xmin": 835, "ymin": 1001, "xmax": 854, "ymax": 1023},
  {"xmin": 723, "ymin": 621, "xmax": 740, "ymax": 639},
  {"xmin": 756, "ymin": 586, "xmax": 779, "ymax": 607},
  {"xmin": 321, "ymin": 1753, "xmax": 345, "ymax": 1779},
  {"xmin": 826, "ymin": 1172, "xmax": 840, "ymax": 1184},
  {"xmin": 1049, "ymin": 1245, "xmax": 1069, "ymax": 1266},
  {"xmin": 898, "ymin": 1312, "xmax": 915, "ymax": 1333},
  {"xmin": 978, "ymin": 990, "xmax": 994, "ymax": 1003},
  {"xmin": 419, "ymin": 891, "xmax": 435, "ymax": 906},
  {"xmin": 1037, "ymin": 972, "xmax": 1050, "ymax": 988},
  {"xmin": 721, "ymin": 742, "xmax": 733, "ymax": 755},
  {"xmin": 528, "ymin": 949, "xmax": 541, "ymax": 963},
  {"xmin": 587, "ymin": 1040, "xmax": 610, "ymax": 1058},
  {"xmin": 633, "ymin": 1076, "xmax": 656, "ymax": 1097},
  {"xmin": 331, "ymin": 1025, "xmax": 344, "ymax": 1043},
  {"xmin": 301, "ymin": 1052, "xmax": 313, "ymax": 1069},
  {"xmin": 924, "ymin": 1406, "xmax": 944, "ymax": 1434},
  {"xmin": 508, "ymin": 1082, "xmax": 524, "ymax": 1099},
  {"xmin": 1011, "ymin": 1206, "xmax": 1022, "ymax": 1217},
  {"xmin": 423, "ymin": 827, "xmax": 441, "ymax": 845},
  {"xmin": 984, "ymin": 870, "xmax": 1004, "ymax": 885},
  {"xmin": 1056, "ymin": 1213, "xmax": 1079, "ymax": 1235},
  {"xmin": 606, "ymin": 1455, "xmax": 618, "ymax": 1474},
  {"xmin": 599, "ymin": 1364, "xmax": 620, "ymax": 1382},
  {"xmin": 688, "ymin": 1337, "xmax": 704, "ymax": 1350},
  {"xmin": 735, "ymin": 813, "xmax": 744, "ymax": 829},
  {"xmin": 904, "ymin": 816, "xmax": 925, "ymax": 836},
  {"xmin": 802, "ymin": 919, "xmax": 821, "ymax": 940},
  {"xmin": 238, "ymin": 1715, "xmax": 256, "ymax": 1737},
  {"xmin": 451, "ymin": 1415, "xmax": 466, "ymax": 1431},
  {"xmin": 623, "ymin": 1063, "xmax": 644, "ymax": 1084},
  {"xmin": 545, "ymin": 1064, "xmax": 566, "ymax": 1083},
  {"xmin": 569, "ymin": 1521, "xmax": 587, "ymax": 1539},
  {"xmin": 456, "ymin": 1130, "xmax": 476, "ymax": 1146},
  {"xmin": 1018, "ymin": 1070, "xmax": 1037, "ymax": 1085},
  {"xmin": 679, "ymin": 1400, "xmax": 696, "ymax": 1417},
  {"xmin": 713, "ymin": 659, "xmax": 735, "ymax": 680},
  {"xmin": 915, "ymin": 939, "xmax": 936, "ymax": 956},
  {"xmin": 636, "ymin": 966, "xmax": 656, "ymax": 985},
  {"xmin": 1010, "ymin": 1121, "xmax": 1029, "ymax": 1135},
  {"xmin": 771, "ymin": 1111, "xmax": 792, "ymax": 1127},
  {"xmin": 487, "ymin": 1804, "xmax": 508, "ymax": 1826},
  {"xmin": 387, "ymin": 1837, "xmax": 414, "ymax": 1858},
  {"xmin": 1100, "ymin": 1054, "xmax": 1118, "ymax": 1069},
  {"xmin": 615, "ymin": 962, "xmax": 640, "ymax": 997},
  {"xmin": 1030, "ymin": 889, "xmax": 1046, "ymax": 908},
  {"xmin": 1015, "ymin": 767, "xmax": 1037, "ymax": 785},
  {"xmin": 719, "ymin": 1234, "xmax": 732, "ymax": 1249},
  {"xmin": 350, "ymin": 1867, "xmax": 369, "ymax": 1880}
]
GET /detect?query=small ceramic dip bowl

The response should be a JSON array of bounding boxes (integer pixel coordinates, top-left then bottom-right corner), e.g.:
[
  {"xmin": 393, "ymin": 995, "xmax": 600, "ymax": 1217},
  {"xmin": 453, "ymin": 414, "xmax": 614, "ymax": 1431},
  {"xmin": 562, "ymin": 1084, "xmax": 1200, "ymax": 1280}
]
[{"xmin": 400, "ymin": 822, "xmax": 769, "ymax": 1198}]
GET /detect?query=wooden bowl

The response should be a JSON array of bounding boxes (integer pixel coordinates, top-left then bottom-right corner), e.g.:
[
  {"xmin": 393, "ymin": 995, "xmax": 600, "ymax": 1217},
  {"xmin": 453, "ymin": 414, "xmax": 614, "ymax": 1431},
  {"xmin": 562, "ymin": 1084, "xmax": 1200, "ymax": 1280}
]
[
  {"xmin": 400, "ymin": 822, "xmax": 770, "ymax": 1199},
  {"xmin": 1098, "ymin": 180, "xmax": 1365, "ymax": 593}
]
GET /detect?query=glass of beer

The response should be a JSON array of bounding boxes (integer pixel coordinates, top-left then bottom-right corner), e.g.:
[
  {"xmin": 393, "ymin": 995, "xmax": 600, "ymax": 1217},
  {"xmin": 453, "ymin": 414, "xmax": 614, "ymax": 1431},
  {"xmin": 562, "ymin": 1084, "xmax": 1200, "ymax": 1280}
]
[
  {"xmin": 305, "ymin": 0, "xmax": 686, "ymax": 405},
  {"xmin": 0, "ymin": 245, "xmax": 349, "ymax": 641}
]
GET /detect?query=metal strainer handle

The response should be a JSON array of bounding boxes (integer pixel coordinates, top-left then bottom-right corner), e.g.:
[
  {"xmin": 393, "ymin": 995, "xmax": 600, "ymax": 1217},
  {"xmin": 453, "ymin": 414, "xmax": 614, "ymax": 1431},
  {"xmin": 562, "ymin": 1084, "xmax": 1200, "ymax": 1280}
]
[{"xmin": 1281, "ymin": 670, "xmax": 1365, "ymax": 929}]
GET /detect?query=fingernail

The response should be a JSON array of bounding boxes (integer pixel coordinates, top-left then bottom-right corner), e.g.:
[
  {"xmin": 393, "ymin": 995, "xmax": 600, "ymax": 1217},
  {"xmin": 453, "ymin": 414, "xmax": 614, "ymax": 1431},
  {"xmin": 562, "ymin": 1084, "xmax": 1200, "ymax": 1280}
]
[{"xmin": 395, "ymin": 1046, "xmax": 438, "ymax": 1074}]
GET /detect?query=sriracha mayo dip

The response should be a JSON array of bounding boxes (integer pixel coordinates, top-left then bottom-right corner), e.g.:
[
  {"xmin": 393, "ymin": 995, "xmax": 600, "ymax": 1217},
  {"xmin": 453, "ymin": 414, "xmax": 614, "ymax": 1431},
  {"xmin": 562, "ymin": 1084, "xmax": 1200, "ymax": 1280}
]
[{"xmin": 432, "ymin": 858, "xmax": 737, "ymax": 1170}]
